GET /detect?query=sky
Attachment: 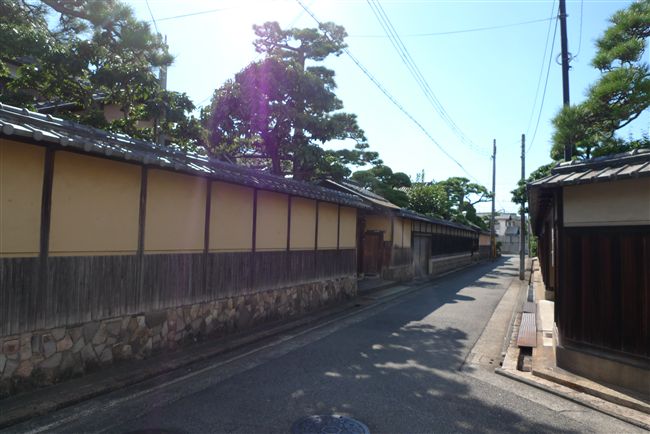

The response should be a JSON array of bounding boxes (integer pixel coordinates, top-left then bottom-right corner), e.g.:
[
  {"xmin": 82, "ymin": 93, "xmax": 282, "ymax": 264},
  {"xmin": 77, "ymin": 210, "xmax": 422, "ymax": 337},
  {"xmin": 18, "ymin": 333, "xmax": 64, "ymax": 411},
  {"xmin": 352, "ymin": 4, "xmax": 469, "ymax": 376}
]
[{"xmin": 127, "ymin": 0, "xmax": 649, "ymax": 213}]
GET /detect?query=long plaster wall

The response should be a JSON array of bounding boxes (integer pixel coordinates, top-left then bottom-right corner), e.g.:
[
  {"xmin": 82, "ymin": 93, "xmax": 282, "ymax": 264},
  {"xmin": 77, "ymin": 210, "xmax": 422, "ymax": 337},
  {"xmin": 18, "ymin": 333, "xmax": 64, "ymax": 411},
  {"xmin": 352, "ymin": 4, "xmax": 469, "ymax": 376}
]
[
  {"xmin": 0, "ymin": 140, "xmax": 359, "ymax": 256},
  {"xmin": 0, "ymin": 139, "xmax": 359, "ymax": 390}
]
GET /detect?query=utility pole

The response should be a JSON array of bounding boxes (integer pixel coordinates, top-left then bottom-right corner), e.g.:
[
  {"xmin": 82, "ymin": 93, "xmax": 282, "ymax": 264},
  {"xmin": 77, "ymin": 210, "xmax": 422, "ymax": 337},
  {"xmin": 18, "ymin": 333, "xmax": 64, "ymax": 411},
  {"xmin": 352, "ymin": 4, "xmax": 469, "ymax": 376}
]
[
  {"xmin": 520, "ymin": 134, "xmax": 526, "ymax": 280},
  {"xmin": 490, "ymin": 139, "xmax": 496, "ymax": 260},
  {"xmin": 156, "ymin": 35, "xmax": 168, "ymax": 146},
  {"xmin": 559, "ymin": 0, "xmax": 572, "ymax": 161}
]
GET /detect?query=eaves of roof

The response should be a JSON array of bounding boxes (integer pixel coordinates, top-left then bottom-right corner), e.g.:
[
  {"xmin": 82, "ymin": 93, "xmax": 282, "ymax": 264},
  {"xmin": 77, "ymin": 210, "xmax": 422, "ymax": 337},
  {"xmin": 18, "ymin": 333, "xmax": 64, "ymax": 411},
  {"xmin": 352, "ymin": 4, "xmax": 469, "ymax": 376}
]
[
  {"xmin": 528, "ymin": 149, "xmax": 650, "ymax": 190},
  {"xmin": 0, "ymin": 103, "xmax": 371, "ymax": 209}
]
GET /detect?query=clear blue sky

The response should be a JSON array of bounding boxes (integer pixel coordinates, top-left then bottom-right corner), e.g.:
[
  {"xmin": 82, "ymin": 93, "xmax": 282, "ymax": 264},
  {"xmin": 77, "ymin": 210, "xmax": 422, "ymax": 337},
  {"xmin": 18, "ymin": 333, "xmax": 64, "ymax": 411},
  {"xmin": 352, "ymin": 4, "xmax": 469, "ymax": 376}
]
[{"xmin": 128, "ymin": 0, "xmax": 649, "ymax": 213}]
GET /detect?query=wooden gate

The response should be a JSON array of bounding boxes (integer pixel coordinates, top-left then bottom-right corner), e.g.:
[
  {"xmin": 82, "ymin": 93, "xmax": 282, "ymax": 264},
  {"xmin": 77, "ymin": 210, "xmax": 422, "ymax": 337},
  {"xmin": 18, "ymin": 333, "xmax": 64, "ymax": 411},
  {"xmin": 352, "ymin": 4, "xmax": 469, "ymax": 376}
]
[
  {"xmin": 362, "ymin": 231, "xmax": 383, "ymax": 275},
  {"xmin": 413, "ymin": 235, "xmax": 431, "ymax": 277}
]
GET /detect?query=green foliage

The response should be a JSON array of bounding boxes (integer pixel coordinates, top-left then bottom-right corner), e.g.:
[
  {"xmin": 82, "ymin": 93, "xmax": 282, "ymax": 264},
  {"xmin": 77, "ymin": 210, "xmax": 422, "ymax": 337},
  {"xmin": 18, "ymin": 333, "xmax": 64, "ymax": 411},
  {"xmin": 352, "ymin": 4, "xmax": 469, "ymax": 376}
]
[
  {"xmin": 0, "ymin": 0, "xmax": 202, "ymax": 148},
  {"xmin": 405, "ymin": 175, "xmax": 490, "ymax": 229},
  {"xmin": 529, "ymin": 236, "xmax": 538, "ymax": 257},
  {"xmin": 406, "ymin": 183, "xmax": 448, "ymax": 217},
  {"xmin": 207, "ymin": 21, "xmax": 379, "ymax": 179},
  {"xmin": 351, "ymin": 165, "xmax": 411, "ymax": 207},
  {"xmin": 551, "ymin": 0, "xmax": 650, "ymax": 160}
]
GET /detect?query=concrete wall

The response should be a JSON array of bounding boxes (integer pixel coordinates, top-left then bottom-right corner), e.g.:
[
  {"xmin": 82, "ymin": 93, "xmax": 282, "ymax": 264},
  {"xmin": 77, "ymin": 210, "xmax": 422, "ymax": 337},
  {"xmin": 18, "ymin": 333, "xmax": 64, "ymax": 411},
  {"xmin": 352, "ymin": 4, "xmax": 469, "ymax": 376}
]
[
  {"xmin": 563, "ymin": 178, "xmax": 650, "ymax": 227},
  {"xmin": 0, "ymin": 139, "xmax": 44, "ymax": 257},
  {"xmin": 429, "ymin": 253, "xmax": 473, "ymax": 276}
]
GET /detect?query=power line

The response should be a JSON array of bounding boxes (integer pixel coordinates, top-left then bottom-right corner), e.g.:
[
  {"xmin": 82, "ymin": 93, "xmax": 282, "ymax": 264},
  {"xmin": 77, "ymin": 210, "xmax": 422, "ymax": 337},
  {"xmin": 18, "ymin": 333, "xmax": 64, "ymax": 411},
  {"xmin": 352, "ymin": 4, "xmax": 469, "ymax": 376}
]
[
  {"xmin": 573, "ymin": 0, "xmax": 584, "ymax": 59},
  {"xmin": 528, "ymin": 10, "xmax": 559, "ymax": 154},
  {"xmin": 366, "ymin": 0, "xmax": 489, "ymax": 158},
  {"xmin": 153, "ymin": 7, "xmax": 238, "ymax": 23},
  {"xmin": 144, "ymin": 0, "xmax": 159, "ymax": 34},
  {"xmin": 295, "ymin": 0, "xmax": 484, "ymax": 185},
  {"xmin": 350, "ymin": 16, "xmax": 556, "ymax": 38},
  {"xmin": 525, "ymin": 0, "xmax": 557, "ymax": 137}
]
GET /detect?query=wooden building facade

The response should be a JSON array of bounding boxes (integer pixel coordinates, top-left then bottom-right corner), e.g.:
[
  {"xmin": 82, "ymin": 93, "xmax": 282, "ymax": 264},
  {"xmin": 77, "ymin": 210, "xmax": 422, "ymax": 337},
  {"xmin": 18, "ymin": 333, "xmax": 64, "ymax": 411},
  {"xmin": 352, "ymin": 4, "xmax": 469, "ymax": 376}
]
[
  {"xmin": 528, "ymin": 150, "xmax": 650, "ymax": 396},
  {"xmin": 322, "ymin": 180, "xmax": 480, "ymax": 281}
]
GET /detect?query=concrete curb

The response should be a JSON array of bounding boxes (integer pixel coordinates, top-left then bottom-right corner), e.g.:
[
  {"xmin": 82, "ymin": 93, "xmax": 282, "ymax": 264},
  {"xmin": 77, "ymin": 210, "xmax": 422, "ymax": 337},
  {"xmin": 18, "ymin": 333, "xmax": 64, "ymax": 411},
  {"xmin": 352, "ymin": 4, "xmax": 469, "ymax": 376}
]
[
  {"xmin": 532, "ymin": 368, "xmax": 650, "ymax": 415},
  {"xmin": 495, "ymin": 368, "xmax": 650, "ymax": 431}
]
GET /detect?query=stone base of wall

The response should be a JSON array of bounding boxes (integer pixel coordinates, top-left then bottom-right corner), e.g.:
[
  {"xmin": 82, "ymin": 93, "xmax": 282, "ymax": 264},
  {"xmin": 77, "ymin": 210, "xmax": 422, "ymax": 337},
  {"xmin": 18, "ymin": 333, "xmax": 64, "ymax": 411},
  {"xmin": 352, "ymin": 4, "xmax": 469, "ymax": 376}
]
[
  {"xmin": 429, "ymin": 253, "xmax": 473, "ymax": 276},
  {"xmin": 382, "ymin": 264, "xmax": 414, "ymax": 282},
  {"xmin": 0, "ymin": 276, "xmax": 356, "ymax": 397}
]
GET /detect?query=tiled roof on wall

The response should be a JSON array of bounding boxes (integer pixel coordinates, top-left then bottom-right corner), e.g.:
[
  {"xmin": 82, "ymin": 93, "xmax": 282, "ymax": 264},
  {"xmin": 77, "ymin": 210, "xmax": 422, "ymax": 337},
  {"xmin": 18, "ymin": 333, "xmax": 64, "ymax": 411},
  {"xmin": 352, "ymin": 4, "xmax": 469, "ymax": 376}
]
[
  {"xmin": 0, "ymin": 103, "xmax": 370, "ymax": 209},
  {"xmin": 529, "ymin": 149, "xmax": 650, "ymax": 188}
]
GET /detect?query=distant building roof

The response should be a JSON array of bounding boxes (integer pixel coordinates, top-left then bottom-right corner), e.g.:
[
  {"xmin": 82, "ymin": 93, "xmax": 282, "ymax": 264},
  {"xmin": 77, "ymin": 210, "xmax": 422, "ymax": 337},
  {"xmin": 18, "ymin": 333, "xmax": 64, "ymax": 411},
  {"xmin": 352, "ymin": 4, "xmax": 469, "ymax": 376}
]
[
  {"xmin": 321, "ymin": 179, "xmax": 401, "ymax": 210},
  {"xmin": 0, "ymin": 103, "xmax": 370, "ymax": 209},
  {"xmin": 321, "ymin": 179, "xmax": 477, "ymax": 232}
]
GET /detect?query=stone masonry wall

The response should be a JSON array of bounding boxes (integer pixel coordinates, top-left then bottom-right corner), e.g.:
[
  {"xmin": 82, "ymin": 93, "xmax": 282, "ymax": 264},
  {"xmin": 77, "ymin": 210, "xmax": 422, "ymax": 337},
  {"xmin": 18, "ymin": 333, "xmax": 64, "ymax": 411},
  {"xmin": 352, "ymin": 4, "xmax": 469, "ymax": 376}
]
[
  {"xmin": 382, "ymin": 264, "xmax": 414, "ymax": 282},
  {"xmin": 0, "ymin": 276, "xmax": 356, "ymax": 396}
]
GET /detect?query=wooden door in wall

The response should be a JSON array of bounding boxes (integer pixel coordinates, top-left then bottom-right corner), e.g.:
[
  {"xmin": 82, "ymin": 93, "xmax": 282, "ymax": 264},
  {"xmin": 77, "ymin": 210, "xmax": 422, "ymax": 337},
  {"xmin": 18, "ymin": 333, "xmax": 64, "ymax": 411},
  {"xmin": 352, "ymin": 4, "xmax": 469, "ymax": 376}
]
[
  {"xmin": 362, "ymin": 231, "xmax": 383, "ymax": 276},
  {"xmin": 413, "ymin": 235, "xmax": 431, "ymax": 277}
]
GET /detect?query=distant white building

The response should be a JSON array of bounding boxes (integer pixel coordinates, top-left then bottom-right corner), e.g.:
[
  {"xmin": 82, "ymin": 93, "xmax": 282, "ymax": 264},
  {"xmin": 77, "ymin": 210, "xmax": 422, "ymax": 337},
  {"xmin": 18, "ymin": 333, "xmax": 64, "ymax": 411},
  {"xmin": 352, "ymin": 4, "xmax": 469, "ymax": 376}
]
[{"xmin": 477, "ymin": 212, "xmax": 529, "ymax": 254}]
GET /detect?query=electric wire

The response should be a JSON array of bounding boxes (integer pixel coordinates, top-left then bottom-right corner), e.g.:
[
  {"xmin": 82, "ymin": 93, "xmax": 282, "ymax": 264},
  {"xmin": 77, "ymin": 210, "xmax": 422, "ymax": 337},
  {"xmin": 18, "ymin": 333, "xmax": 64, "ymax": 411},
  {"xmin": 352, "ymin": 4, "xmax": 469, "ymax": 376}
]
[
  {"xmin": 154, "ymin": 7, "xmax": 237, "ymax": 23},
  {"xmin": 525, "ymin": 0, "xmax": 557, "ymax": 138},
  {"xmin": 294, "ymin": 0, "xmax": 484, "ymax": 185},
  {"xmin": 366, "ymin": 0, "xmax": 489, "ymax": 158},
  {"xmin": 144, "ymin": 0, "xmax": 159, "ymax": 34},
  {"xmin": 527, "ymin": 12, "xmax": 559, "ymax": 154},
  {"xmin": 573, "ymin": 0, "xmax": 584, "ymax": 59},
  {"xmin": 351, "ymin": 16, "xmax": 556, "ymax": 38}
]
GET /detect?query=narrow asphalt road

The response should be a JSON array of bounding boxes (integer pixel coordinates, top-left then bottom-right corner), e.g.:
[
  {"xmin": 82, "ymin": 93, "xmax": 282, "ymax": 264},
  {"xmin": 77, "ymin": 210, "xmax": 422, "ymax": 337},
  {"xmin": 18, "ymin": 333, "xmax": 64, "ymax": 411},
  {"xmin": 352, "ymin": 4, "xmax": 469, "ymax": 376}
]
[{"xmin": 8, "ymin": 257, "xmax": 642, "ymax": 433}]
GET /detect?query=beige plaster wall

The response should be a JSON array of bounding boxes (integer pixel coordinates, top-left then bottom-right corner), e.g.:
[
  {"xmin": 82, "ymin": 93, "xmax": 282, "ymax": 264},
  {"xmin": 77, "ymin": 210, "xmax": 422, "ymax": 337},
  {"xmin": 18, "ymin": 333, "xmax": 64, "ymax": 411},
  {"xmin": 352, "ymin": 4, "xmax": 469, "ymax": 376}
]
[
  {"xmin": 393, "ymin": 217, "xmax": 404, "ymax": 247},
  {"xmin": 209, "ymin": 181, "xmax": 254, "ymax": 252},
  {"xmin": 339, "ymin": 206, "xmax": 357, "ymax": 249},
  {"xmin": 290, "ymin": 197, "xmax": 316, "ymax": 250},
  {"xmin": 365, "ymin": 214, "xmax": 392, "ymax": 241},
  {"xmin": 49, "ymin": 151, "xmax": 140, "ymax": 255},
  {"xmin": 256, "ymin": 190, "xmax": 289, "ymax": 251},
  {"xmin": 317, "ymin": 202, "xmax": 338, "ymax": 249},
  {"xmin": 479, "ymin": 233, "xmax": 490, "ymax": 246},
  {"xmin": 145, "ymin": 169, "xmax": 206, "ymax": 253},
  {"xmin": 563, "ymin": 178, "xmax": 650, "ymax": 227},
  {"xmin": 0, "ymin": 139, "xmax": 44, "ymax": 257},
  {"xmin": 403, "ymin": 219, "xmax": 412, "ymax": 248}
]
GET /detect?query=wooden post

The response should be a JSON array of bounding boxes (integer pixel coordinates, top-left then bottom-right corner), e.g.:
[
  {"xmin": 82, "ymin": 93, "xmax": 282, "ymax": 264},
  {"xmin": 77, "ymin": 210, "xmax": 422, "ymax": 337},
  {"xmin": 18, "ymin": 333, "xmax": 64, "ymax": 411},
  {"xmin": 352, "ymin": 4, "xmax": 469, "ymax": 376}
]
[
  {"xmin": 520, "ymin": 134, "xmax": 526, "ymax": 280},
  {"xmin": 36, "ymin": 147, "xmax": 55, "ymax": 329},
  {"xmin": 336, "ymin": 204, "xmax": 341, "ymax": 250},
  {"xmin": 314, "ymin": 200, "xmax": 319, "ymax": 250},
  {"xmin": 252, "ymin": 189, "xmax": 258, "ymax": 252},
  {"xmin": 287, "ymin": 195, "xmax": 292, "ymax": 251},
  {"xmin": 203, "ymin": 179, "xmax": 212, "ymax": 293}
]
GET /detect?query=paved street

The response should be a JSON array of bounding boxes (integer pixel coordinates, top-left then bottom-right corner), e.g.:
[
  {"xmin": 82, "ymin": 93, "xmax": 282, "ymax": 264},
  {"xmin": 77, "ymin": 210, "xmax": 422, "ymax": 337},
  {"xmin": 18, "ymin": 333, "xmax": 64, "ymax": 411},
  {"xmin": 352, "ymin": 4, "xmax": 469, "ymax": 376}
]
[{"xmin": 7, "ymin": 257, "xmax": 642, "ymax": 433}]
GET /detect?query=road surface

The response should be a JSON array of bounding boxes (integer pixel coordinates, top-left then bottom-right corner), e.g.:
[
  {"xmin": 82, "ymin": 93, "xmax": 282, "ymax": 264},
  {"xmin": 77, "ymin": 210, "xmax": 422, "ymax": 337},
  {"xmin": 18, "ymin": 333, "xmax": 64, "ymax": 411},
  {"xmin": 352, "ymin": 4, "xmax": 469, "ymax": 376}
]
[{"xmin": 7, "ymin": 256, "xmax": 642, "ymax": 433}]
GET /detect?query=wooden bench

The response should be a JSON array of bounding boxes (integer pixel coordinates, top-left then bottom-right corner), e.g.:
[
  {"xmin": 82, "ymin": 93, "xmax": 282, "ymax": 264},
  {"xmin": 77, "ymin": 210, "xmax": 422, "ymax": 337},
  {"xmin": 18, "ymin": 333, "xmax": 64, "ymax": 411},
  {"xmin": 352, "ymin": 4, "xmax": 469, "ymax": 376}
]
[{"xmin": 517, "ymin": 302, "xmax": 537, "ymax": 348}]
